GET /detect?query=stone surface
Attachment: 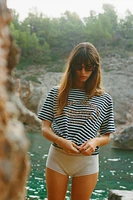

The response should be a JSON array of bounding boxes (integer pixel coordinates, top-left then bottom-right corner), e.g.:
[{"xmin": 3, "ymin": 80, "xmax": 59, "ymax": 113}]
[
  {"xmin": 0, "ymin": 1, "xmax": 30, "ymax": 199},
  {"xmin": 108, "ymin": 190, "xmax": 133, "ymax": 200},
  {"xmin": 112, "ymin": 124, "xmax": 133, "ymax": 150},
  {"xmin": 15, "ymin": 56, "xmax": 133, "ymax": 127},
  {"xmin": 13, "ymin": 24, "xmax": 133, "ymax": 150},
  {"xmin": 14, "ymin": 57, "xmax": 133, "ymax": 149}
]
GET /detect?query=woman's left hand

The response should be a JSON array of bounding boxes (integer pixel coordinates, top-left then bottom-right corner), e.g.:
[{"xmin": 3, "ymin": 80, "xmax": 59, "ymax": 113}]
[
  {"xmin": 78, "ymin": 139, "xmax": 97, "ymax": 156},
  {"xmin": 78, "ymin": 133, "xmax": 110, "ymax": 155}
]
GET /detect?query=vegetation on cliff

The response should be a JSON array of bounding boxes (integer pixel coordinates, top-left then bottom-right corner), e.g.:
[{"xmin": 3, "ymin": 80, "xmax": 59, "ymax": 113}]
[{"xmin": 10, "ymin": 3, "xmax": 133, "ymax": 72}]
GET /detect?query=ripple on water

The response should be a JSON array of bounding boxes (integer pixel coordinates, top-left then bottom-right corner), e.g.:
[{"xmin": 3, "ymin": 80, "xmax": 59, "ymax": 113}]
[
  {"xmin": 26, "ymin": 133, "xmax": 133, "ymax": 200},
  {"xmin": 107, "ymin": 158, "xmax": 121, "ymax": 161}
]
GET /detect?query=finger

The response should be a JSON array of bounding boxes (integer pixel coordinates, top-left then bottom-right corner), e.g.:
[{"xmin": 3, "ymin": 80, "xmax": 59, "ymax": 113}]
[
  {"xmin": 79, "ymin": 143, "xmax": 86, "ymax": 148},
  {"xmin": 71, "ymin": 146, "xmax": 81, "ymax": 154},
  {"xmin": 72, "ymin": 148, "xmax": 80, "ymax": 153},
  {"xmin": 67, "ymin": 148, "xmax": 79, "ymax": 154},
  {"xmin": 81, "ymin": 146, "xmax": 93, "ymax": 154},
  {"xmin": 82, "ymin": 145, "xmax": 89, "ymax": 151},
  {"xmin": 72, "ymin": 143, "xmax": 80, "ymax": 150},
  {"xmin": 78, "ymin": 145, "xmax": 86, "ymax": 151},
  {"xmin": 81, "ymin": 150, "xmax": 92, "ymax": 156},
  {"xmin": 72, "ymin": 143, "xmax": 78, "ymax": 148}
]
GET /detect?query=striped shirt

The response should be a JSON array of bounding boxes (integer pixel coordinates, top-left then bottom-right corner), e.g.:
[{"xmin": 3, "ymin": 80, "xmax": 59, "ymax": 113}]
[{"xmin": 38, "ymin": 86, "xmax": 115, "ymax": 155}]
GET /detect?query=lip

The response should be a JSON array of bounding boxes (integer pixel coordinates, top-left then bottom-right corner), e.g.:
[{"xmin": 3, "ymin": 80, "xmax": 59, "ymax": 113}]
[
  {"xmin": 79, "ymin": 76, "xmax": 87, "ymax": 81},
  {"xmin": 80, "ymin": 76, "xmax": 86, "ymax": 79}
]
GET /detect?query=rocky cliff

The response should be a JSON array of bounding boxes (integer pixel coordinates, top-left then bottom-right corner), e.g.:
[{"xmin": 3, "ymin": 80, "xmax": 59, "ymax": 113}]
[
  {"xmin": 0, "ymin": 1, "xmax": 30, "ymax": 199},
  {"xmin": 14, "ymin": 55, "xmax": 133, "ymax": 149}
]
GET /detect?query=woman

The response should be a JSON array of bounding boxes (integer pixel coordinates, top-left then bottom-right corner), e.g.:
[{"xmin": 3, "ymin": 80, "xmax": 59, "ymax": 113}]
[{"xmin": 38, "ymin": 42, "xmax": 115, "ymax": 200}]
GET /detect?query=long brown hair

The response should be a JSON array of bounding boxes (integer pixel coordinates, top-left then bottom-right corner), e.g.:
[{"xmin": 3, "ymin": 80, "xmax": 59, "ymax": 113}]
[{"xmin": 57, "ymin": 42, "xmax": 104, "ymax": 114}]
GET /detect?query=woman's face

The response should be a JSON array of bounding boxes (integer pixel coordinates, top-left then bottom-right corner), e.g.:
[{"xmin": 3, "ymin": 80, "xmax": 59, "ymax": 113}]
[{"xmin": 74, "ymin": 63, "xmax": 94, "ymax": 87}]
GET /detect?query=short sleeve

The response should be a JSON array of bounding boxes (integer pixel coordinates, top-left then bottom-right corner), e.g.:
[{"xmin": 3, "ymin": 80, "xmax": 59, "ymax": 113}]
[
  {"xmin": 37, "ymin": 87, "xmax": 58, "ymax": 122},
  {"xmin": 99, "ymin": 96, "xmax": 115, "ymax": 135}
]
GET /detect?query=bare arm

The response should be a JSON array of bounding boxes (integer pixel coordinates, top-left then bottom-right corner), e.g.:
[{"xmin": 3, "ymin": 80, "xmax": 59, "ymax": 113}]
[
  {"xmin": 42, "ymin": 120, "xmax": 60, "ymax": 144},
  {"xmin": 78, "ymin": 133, "xmax": 110, "ymax": 156},
  {"xmin": 42, "ymin": 120, "xmax": 80, "ymax": 154},
  {"xmin": 94, "ymin": 133, "xmax": 110, "ymax": 147}
]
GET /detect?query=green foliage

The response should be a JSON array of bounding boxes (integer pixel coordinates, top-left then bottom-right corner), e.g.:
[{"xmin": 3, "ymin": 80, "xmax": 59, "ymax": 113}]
[
  {"xmin": 45, "ymin": 60, "xmax": 66, "ymax": 72},
  {"xmin": 9, "ymin": 4, "xmax": 133, "ymax": 72},
  {"xmin": 25, "ymin": 75, "xmax": 41, "ymax": 83},
  {"xmin": 16, "ymin": 59, "xmax": 33, "ymax": 70}
]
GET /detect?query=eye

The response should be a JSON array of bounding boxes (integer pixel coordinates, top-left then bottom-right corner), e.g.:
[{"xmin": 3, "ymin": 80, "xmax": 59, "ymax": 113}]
[
  {"xmin": 76, "ymin": 64, "xmax": 82, "ymax": 70},
  {"xmin": 72, "ymin": 63, "xmax": 82, "ymax": 71},
  {"xmin": 85, "ymin": 65, "xmax": 95, "ymax": 71}
]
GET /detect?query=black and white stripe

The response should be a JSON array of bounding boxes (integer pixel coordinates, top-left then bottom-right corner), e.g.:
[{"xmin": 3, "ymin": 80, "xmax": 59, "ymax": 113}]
[{"xmin": 38, "ymin": 86, "xmax": 115, "ymax": 155}]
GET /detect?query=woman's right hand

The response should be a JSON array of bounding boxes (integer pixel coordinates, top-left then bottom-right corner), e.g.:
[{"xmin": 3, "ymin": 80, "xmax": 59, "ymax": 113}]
[{"xmin": 56, "ymin": 137, "xmax": 80, "ymax": 154}]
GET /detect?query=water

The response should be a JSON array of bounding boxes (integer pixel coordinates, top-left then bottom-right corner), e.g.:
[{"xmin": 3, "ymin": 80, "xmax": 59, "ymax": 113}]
[{"xmin": 26, "ymin": 133, "xmax": 133, "ymax": 200}]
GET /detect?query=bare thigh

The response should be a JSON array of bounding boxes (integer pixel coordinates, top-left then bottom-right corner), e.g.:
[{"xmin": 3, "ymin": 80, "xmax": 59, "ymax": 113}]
[
  {"xmin": 46, "ymin": 167, "xmax": 69, "ymax": 200},
  {"xmin": 71, "ymin": 172, "xmax": 98, "ymax": 200}
]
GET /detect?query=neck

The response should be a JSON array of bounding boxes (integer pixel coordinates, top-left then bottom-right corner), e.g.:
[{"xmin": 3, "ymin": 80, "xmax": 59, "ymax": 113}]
[
  {"xmin": 73, "ymin": 82, "xmax": 85, "ymax": 90},
  {"xmin": 72, "ymin": 77, "xmax": 86, "ymax": 89}
]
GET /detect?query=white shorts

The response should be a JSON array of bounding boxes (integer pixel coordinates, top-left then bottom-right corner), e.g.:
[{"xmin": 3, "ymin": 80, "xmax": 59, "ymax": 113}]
[{"xmin": 46, "ymin": 145, "xmax": 99, "ymax": 177}]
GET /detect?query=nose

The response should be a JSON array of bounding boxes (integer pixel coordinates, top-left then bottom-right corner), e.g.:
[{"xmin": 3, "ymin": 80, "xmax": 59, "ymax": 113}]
[{"xmin": 81, "ymin": 66, "xmax": 86, "ymax": 73}]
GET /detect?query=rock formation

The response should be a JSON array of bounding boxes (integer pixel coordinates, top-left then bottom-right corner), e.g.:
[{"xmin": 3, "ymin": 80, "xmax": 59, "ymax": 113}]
[
  {"xmin": 0, "ymin": 1, "xmax": 30, "ymax": 199},
  {"xmin": 108, "ymin": 190, "xmax": 133, "ymax": 200},
  {"xmin": 15, "ymin": 57, "xmax": 133, "ymax": 149},
  {"xmin": 111, "ymin": 123, "xmax": 133, "ymax": 150}
]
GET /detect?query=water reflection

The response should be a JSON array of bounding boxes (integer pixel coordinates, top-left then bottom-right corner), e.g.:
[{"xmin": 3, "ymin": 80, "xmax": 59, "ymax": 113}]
[{"xmin": 26, "ymin": 133, "xmax": 133, "ymax": 200}]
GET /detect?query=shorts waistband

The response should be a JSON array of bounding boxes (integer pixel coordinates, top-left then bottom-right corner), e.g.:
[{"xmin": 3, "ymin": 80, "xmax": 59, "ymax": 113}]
[{"xmin": 52, "ymin": 143, "xmax": 98, "ymax": 157}]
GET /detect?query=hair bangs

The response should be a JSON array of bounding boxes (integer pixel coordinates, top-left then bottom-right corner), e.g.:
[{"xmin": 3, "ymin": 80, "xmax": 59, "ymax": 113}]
[{"xmin": 71, "ymin": 48, "xmax": 93, "ymax": 66}]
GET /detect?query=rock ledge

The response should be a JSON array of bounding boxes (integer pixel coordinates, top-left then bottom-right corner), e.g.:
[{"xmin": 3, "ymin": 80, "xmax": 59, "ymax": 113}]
[{"xmin": 108, "ymin": 190, "xmax": 133, "ymax": 200}]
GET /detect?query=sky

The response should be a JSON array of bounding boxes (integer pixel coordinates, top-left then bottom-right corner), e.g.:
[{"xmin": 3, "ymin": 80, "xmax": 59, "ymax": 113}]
[{"xmin": 7, "ymin": 0, "xmax": 133, "ymax": 20}]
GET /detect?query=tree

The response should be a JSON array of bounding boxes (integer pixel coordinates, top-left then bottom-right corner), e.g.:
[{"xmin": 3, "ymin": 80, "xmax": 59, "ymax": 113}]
[{"xmin": 118, "ymin": 10, "xmax": 133, "ymax": 50}]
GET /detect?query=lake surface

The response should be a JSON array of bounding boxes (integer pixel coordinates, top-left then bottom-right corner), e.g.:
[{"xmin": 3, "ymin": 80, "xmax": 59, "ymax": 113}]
[{"xmin": 26, "ymin": 133, "xmax": 133, "ymax": 200}]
